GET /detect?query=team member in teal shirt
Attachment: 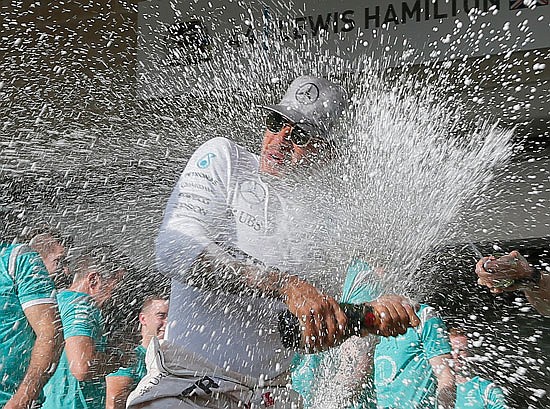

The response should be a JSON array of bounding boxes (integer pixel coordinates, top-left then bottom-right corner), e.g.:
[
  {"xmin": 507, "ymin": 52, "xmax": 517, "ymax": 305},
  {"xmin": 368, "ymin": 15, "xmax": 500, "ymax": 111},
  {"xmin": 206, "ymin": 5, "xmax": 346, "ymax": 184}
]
[
  {"xmin": 455, "ymin": 377, "xmax": 507, "ymax": 409},
  {"xmin": 450, "ymin": 328, "xmax": 507, "ymax": 409},
  {"xmin": 43, "ymin": 290, "xmax": 108, "ymax": 408},
  {"xmin": 106, "ymin": 296, "xmax": 168, "ymax": 409},
  {"xmin": 292, "ymin": 259, "xmax": 455, "ymax": 409},
  {"xmin": 42, "ymin": 245, "xmax": 129, "ymax": 409},
  {"xmin": 0, "ymin": 242, "xmax": 63, "ymax": 408}
]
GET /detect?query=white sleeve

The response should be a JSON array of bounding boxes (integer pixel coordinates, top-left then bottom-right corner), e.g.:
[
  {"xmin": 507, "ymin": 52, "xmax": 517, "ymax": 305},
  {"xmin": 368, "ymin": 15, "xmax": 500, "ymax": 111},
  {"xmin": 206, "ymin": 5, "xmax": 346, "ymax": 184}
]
[{"xmin": 156, "ymin": 137, "xmax": 236, "ymax": 279}]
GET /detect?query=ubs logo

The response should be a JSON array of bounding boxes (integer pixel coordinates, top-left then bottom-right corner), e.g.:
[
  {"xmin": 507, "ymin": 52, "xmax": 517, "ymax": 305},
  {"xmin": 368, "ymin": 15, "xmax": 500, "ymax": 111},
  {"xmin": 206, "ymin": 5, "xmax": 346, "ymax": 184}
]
[
  {"xmin": 239, "ymin": 180, "xmax": 266, "ymax": 204},
  {"xmin": 227, "ymin": 208, "xmax": 262, "ymax": 231},
  {"xmin": 295, "ymin": 83, "xmax": 319, "ymax": 105}
]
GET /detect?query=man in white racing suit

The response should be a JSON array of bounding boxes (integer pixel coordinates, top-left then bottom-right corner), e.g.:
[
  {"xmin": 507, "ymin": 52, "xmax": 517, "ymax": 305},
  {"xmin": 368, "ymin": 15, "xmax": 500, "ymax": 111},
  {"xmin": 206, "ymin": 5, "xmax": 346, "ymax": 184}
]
[{"xmin": 127, "ymin": 75, "xmax": 420, "ymax": 409}]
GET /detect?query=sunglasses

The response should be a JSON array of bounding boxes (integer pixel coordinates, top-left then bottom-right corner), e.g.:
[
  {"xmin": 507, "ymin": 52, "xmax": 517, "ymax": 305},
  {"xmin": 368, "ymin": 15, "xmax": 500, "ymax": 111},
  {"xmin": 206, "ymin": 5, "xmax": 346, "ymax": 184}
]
[{"xmin": 265, "ymin": 111, "xmax": 317, "ymax": 147}]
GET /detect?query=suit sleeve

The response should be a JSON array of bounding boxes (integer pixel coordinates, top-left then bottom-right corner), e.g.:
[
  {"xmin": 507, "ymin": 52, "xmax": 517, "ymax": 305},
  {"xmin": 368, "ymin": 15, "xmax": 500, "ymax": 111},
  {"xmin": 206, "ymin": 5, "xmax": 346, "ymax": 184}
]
[{"xmin": 156, "ymin": 137, "xmax": 235, "ymax": 279}]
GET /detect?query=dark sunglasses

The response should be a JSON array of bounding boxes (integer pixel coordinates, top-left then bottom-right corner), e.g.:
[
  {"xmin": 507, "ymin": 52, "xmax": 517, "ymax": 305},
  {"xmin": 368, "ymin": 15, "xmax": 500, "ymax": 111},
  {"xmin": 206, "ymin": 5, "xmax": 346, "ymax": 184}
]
[{"xmin": 265, "ymin": 111, "xmax": 315, "ymax": 147}]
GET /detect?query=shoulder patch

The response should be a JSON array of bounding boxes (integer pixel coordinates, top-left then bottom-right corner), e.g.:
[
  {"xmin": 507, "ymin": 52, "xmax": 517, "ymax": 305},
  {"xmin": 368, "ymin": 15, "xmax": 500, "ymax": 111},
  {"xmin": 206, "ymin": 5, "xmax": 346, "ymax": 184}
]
[{"xmin": 197, "ymin": 152, "xmax": 217, "ymax": 169}]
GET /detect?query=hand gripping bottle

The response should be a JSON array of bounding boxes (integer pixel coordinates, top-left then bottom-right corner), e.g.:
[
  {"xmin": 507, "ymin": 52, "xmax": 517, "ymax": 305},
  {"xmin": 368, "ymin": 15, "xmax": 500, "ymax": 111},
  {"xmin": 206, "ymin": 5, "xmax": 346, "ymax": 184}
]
[
  {"xmin": 471, "ymin": 242, "xmax": 541, "ymax": 289},
  {"xmin": 278, "ymin": 302, "xmax": 377, "ymax": 353}
]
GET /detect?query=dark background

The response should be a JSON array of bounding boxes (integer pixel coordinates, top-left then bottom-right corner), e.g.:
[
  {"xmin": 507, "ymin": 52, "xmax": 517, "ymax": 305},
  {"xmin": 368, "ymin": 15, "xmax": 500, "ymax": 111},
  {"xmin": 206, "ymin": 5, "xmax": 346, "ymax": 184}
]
[{"xmin": 426, "ymin": 237, "xmax": 550, "ymax": 409}]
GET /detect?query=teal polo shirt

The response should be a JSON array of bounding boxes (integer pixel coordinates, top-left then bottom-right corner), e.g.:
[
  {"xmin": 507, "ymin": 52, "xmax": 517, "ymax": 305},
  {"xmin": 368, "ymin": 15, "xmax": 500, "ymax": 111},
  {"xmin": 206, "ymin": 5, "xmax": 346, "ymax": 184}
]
[
  {"xmin": 0, "ymin": 244, "xmax": 57, "ymax": 406},
  {"xmin": 106, "ymin": 344, "xmax": 147, "ymax": 389},
  {"xmin": 42, "ymin": 290, "xmax": 107, "ymax": 409},
  {"xmin": 292, "ymin": 259, "xmax": 452, "ymax": 409},
  {"xmin": 456, "ymin": 376, "xmax": 507, "ymax": 409}
]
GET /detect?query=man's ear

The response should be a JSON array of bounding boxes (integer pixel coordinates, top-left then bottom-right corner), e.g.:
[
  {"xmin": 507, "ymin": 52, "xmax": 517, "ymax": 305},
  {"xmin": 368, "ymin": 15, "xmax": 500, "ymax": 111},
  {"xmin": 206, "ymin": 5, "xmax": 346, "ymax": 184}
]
[
  {"xmin": 138, "ymin": 312, "xmax": 147, "ymax": 326},
  {"xmin": 88, "ymin": 271, "xmax": 99, "ymax": 288}
]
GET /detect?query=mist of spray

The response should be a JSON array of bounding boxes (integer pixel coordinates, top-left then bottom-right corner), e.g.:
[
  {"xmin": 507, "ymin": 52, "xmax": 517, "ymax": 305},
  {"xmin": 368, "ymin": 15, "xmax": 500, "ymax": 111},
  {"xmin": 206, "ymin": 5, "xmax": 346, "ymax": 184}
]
[
  {"xmin": 285, "ymin": 68, "xmax": 514, "ymax": 409},
  {"xmin": 1, "ymin": 2, "xmax": 548, "ymax": 407}
]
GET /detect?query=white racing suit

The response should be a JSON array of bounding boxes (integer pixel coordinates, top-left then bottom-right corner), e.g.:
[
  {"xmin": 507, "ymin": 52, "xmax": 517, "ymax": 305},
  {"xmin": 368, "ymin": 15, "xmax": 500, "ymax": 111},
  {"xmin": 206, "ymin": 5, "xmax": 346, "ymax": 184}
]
[
  {"xmin": 126, "ymin": 338, "xmax": 301, "ymax": 409},
  {"xmin": 136, "ymin": 137, "xmax": 333, "ymax": 408}
]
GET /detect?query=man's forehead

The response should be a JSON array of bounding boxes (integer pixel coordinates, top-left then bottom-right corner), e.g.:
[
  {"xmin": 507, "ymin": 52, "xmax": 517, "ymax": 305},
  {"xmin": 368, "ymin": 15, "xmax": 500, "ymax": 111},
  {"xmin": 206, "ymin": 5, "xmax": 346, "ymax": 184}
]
[
  {"xmin": 451, "ymin": 336, "xmax": 468, "ymax": 348},
  {"xmin": 146, "ymin": 299, "xmax": 168, "ymax": 312},
  {"xmin": 151, "ymin": 299, "xmax": 168, "ymax": 308},
  {"xmin": 52, "ymin": 241, "xmax": 66, "ymax": 253}
]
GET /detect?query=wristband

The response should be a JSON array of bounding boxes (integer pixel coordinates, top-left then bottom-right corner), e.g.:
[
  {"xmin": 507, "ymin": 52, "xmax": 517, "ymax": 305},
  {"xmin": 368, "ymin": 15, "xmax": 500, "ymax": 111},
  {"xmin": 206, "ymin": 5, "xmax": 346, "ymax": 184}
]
[{"xmin": 527, "ymin": 263, "xmax": 543, "ymax": 288}]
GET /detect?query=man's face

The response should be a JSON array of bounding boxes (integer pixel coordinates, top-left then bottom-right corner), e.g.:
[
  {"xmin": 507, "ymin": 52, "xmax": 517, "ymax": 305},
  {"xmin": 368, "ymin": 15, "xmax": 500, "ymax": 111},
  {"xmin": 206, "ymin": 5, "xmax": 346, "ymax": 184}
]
[
  {"xmin": 89, "ymin": 270, "xmax": 123, "ymax": 306},
  {"xmin": 450, "ymin": 334, "xmax": 471, "ymax": 373},
  {"xmin": 32, "ymin": 234, "xmax": 65, "ymax": 276},
  {"xmin": 259, "ymin": 114, "xmax": 329, "ymax": 177},
  {"xmin": 139, "ymin": 300, "xmax": 169, "ymax": 340}
]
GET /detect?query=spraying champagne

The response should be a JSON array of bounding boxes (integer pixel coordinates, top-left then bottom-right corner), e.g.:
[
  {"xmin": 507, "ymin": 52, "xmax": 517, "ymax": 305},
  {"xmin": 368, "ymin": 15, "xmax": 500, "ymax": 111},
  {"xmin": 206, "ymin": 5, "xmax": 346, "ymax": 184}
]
[{"xmin": 469, "ymin": 241, "xmax": 540, "ymax": 289}]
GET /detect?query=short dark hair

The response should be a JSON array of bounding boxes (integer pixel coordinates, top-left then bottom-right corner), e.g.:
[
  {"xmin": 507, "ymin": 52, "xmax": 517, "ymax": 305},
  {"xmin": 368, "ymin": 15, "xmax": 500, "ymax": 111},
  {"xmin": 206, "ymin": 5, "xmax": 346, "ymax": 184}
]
[
  {"xmin": 72, "ymin": 244, "xmax": 129, "ymax": 282},
  {"xmin": 141, "ymin": 296, "xmax": 168, "ymax": 314}
]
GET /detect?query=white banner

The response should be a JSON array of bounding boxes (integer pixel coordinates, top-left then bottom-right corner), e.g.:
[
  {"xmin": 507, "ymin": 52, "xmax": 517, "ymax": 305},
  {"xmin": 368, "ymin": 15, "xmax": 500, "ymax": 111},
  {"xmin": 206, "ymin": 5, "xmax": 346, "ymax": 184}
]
[{"xmin": 137, "ymin": 0, "xmax": 549, "ymax": 98}]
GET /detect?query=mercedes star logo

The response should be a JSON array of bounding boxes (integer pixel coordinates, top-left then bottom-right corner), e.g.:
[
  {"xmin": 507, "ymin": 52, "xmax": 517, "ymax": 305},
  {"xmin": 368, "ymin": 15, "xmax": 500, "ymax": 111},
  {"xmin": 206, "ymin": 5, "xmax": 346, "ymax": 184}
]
[
  {"xmin": 295, "ymin": 83, "xmax": 319, "ymax": 105},
  {"xmin": 239, "ymin": 180, "xmax": 266, "ymax": 204}
]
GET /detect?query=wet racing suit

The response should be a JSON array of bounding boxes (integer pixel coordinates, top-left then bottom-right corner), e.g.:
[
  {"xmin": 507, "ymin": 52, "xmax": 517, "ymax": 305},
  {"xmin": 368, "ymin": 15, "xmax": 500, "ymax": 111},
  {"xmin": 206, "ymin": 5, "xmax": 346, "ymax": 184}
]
[{"xmin": 129, "ymin": 137, "xmax": 322, "ymax": 408}]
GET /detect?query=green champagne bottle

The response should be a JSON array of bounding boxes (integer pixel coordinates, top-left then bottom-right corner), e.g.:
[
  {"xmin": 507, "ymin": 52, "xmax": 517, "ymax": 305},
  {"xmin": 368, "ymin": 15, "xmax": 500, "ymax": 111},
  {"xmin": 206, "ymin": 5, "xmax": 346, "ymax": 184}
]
[{"xmin": 278, "ymin": 302, "xmax": 377, "ymax": 353}]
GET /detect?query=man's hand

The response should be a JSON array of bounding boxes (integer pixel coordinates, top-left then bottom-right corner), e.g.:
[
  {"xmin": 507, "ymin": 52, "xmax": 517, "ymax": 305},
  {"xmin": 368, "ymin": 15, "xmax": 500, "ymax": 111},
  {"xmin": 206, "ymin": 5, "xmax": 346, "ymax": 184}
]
[
  {"xmin": 476, "ymin": 250, "xmax": 550, "ymax": 316},
  {"xmin": 280, "ymin": 276, "xmax": 347, "ymax": 352},
  {"xmin": 476, "ymin": 250, "xmax": 534, "ymax": 293},
  {"xmin": 366, "ymin": 295, "xmax": 420, "ymax": 337}
]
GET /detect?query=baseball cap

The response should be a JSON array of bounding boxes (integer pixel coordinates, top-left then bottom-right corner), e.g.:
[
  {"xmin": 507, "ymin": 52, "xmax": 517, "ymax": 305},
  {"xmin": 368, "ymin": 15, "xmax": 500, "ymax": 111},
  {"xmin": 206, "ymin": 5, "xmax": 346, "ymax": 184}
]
[{"xmin": 263, "ymin": 75, "xmax": 348, "ymax": 140}]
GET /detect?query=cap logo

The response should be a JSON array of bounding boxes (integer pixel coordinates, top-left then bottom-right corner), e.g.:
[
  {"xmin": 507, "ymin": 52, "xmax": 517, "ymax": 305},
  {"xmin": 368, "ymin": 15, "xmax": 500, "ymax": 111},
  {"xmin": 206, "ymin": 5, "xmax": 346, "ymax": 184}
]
[{"xmin": 295, "ymin": 83, "xmax": 319, "ymax": 105}]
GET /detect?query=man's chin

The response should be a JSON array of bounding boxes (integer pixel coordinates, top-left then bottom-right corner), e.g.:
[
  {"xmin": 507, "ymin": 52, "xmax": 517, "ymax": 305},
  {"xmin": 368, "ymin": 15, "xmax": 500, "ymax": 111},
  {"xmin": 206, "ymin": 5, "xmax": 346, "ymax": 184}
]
[{"xmin": 259, "ymin": 161, "xmax": 284, "ymax": 177}]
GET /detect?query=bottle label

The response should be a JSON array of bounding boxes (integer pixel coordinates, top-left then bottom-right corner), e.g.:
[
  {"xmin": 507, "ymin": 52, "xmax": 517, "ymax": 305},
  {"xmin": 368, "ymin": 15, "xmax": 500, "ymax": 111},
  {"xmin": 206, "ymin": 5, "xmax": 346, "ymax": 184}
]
[{"xmin": 363, "ymin": 308, "xmax": 376, "ymax": 329}]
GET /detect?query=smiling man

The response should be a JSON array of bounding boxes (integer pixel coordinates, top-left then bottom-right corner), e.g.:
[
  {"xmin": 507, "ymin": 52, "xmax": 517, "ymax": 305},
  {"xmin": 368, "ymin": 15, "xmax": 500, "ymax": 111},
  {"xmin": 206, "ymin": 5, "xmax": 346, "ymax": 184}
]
[
  {"xmin": 129, "ymin": 75, "xmax": 420, "ymax": 409},
  {"xmin": 106, "ymin": 297, "xmax": 168, "ymax": 409}
]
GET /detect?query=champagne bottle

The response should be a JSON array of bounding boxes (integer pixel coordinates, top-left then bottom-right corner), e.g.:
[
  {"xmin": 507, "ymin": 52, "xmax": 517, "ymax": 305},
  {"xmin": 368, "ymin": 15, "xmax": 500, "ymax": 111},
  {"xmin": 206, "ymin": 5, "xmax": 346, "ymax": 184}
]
[
  {"xmin": 469, "ymin": 241, "xmax": 514, "ymax": 289},
  {"xmin": 278, "ymin": 302, "xmax": 377, "ymax": 352},
  {"xmin": 483, "ymin": 255, "xmax": 515, "ymax": 289}
]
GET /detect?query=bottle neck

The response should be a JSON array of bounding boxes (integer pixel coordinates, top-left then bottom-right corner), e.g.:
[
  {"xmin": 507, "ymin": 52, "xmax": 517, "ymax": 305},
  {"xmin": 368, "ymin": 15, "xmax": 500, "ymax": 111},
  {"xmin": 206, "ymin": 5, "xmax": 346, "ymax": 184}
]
[{"xmin": 340, "ymin": 303, "xmax": 377, "ymax": 335}]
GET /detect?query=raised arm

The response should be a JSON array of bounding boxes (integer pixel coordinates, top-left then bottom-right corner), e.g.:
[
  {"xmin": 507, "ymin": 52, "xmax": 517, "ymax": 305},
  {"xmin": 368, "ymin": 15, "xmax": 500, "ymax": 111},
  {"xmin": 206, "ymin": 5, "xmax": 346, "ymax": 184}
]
[
  {"xmin": 419, "ymin": 305, "xmax": 455, "ymax": 409},
  {"xmin": 476, "ymin": 250, "xmax": 550, "ymax": 317},
  {"xmin": 429, "ymin": 354, "xmax": 455, "ymax": 409},
  {"xmin": 5, "ymin": 304, "xmax": 63, "ymax": 409}
]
